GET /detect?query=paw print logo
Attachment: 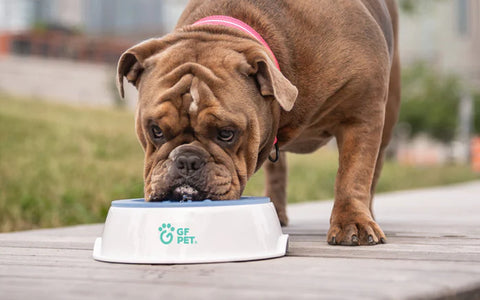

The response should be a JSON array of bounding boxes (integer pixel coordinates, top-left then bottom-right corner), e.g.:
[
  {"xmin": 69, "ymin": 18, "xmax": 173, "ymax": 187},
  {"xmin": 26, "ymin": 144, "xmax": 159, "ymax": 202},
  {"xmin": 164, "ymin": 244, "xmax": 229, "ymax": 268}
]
[{"xmin": 158, "ymin": 223, "xmax": 175, "ymax": 244}]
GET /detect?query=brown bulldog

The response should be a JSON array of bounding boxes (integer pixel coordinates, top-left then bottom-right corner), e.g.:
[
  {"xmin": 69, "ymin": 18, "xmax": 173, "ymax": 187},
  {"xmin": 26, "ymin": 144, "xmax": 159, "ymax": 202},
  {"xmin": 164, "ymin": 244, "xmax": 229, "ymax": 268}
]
[{"xmin": 117, "ymin": 0, "xmax": 400, "ymax": 246}]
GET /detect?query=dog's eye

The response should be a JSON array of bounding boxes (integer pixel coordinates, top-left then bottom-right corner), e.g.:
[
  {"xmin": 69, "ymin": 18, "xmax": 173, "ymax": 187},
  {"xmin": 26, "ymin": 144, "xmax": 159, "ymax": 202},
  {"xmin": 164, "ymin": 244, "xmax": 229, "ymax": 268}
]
[
  {"xmin": 217, "ymin": 129, "xmax": 235, "ymax": 143},
  {"xmin": 151, "ymin": 125, "xmax": 164, "ymax": 140}
]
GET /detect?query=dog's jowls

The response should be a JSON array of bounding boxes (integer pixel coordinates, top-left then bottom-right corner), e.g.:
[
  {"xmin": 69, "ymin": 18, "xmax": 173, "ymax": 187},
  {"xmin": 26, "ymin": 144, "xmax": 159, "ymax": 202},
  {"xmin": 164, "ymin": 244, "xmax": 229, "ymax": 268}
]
[{"xmin": 117, "ymin": 0, "xmax": 400, "ymax": 246}]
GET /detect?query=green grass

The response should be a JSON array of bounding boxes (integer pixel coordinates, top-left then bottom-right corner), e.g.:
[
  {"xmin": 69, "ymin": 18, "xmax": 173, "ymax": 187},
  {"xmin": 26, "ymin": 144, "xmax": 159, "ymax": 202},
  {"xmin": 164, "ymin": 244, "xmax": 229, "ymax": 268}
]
[
  {"xmin": 0, "ymin": 94, "xmax": 144, "ymax": 232},
  {"xmin": 1, "ymin": 94, "xmax": 478, "ymax": 232},
  {"xmin": 244, "ymin": 150, "xmax": 339, "ymax": 202}
]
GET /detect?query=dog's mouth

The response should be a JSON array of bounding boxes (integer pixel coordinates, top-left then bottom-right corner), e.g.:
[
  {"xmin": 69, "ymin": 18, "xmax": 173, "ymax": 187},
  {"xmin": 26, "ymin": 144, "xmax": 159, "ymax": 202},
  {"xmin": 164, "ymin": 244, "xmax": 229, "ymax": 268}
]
[
  {"xmin": 173, "ymin": 184, "xmax": 200, "ymax": 201},
  {"xmin": 148, "ymin": 184, "xmax": 206, "ymax": 202}
]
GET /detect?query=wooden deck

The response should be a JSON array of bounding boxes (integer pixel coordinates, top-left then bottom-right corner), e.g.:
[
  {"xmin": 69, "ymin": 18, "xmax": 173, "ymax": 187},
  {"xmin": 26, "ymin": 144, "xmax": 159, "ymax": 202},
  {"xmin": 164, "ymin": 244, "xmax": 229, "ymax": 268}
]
[{"xmin": 1, "ymin": 181, "xmax": 480, "ymax": 300}]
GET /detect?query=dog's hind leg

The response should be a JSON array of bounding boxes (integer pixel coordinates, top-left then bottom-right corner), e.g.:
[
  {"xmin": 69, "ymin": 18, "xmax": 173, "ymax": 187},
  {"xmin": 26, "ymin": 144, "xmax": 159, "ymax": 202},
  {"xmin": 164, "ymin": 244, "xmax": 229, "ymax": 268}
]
[
  {"xmin": 370, "ymin": 71, "xmax": 400, "ymax": 216},
  {"xmin": 370, "ymin": 0, "xmax": 401, "ymax": 216},
  {"xmin": 264, "ymin": 152, "xmax": 288, "ymax": 226}
]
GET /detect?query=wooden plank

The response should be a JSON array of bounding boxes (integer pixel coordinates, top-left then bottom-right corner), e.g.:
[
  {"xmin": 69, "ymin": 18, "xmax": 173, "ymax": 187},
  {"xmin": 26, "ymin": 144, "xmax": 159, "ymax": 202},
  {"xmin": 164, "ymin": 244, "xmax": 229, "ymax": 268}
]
[
  {"xmin": 0, "ymin": 241, "xmax": 92, "ymax": 250},
  {"xmin": 2, "ymin": 235, "xmax": 480, "ymax": 263},
  {"xmin": 1, "ymin": 257, "xmax": 479, "ymax": 300},
  {"xmin": 0, "ymin": 224, "xmax": 103, "ymax": 239}
]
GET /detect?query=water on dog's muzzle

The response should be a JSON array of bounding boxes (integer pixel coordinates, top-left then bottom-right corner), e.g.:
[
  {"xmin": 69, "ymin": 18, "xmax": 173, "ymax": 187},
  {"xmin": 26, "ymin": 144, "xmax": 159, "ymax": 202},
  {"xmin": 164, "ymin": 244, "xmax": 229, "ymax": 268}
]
[{"xmin": 175, "ymin": 185, "xmax": 199, "ymax": 201}]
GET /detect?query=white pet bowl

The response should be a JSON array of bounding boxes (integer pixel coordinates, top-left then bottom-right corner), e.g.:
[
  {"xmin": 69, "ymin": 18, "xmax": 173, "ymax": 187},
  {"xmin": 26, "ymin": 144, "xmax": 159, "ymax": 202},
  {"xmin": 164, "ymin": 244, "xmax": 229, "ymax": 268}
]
[{"xmin": 93, "ymin": 197, "xmax": 288, "ymax": 264}]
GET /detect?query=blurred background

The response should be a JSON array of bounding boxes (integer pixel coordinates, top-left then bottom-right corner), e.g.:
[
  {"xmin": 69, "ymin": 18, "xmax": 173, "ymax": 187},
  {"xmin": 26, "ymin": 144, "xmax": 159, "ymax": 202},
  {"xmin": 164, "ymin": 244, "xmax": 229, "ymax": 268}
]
[{"xmin": 0, "ymin": 0, "xmax": 479, "ymax": 232}]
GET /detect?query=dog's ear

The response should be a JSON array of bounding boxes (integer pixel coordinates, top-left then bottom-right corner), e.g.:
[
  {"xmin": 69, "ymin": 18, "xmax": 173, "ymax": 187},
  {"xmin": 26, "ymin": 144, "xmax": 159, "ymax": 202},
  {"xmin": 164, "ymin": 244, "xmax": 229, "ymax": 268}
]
[
  {"xmin": 244, "ymin": 50, "xmax": 298, "ymax": 111},
  {"xmin": 117, "ymin": 38, "xmax": 166, "ymax": 98}
]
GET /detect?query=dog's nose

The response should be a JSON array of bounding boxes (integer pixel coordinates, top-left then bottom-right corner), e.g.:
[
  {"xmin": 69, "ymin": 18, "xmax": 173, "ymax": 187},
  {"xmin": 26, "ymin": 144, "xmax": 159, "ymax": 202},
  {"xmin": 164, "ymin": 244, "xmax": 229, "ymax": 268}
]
[{"xmin": 175, "ymin": 154, "xmax": 204, "ymax": 176}]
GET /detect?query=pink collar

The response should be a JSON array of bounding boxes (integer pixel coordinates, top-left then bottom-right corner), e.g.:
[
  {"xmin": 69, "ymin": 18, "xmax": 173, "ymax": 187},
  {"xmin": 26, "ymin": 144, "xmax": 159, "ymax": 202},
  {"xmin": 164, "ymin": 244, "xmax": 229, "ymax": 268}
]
[{"xmin": 193, "ymin": 15, "xmax": 280, "ymax": 70}]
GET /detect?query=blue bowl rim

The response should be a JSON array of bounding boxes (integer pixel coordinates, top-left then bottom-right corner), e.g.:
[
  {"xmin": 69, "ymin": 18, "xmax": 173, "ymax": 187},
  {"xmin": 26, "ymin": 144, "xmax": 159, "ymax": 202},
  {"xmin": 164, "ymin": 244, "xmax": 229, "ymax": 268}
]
[{"xmin": 111, "ymin": 197, "xmax": 270, "ymax": 208}]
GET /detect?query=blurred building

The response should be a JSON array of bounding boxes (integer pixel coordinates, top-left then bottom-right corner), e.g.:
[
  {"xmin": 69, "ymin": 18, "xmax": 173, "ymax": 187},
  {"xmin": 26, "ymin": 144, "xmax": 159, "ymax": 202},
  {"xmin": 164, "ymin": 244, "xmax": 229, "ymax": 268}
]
[
  {"xmin": 0, "ymin": 0, "xmax": 189, "ymax": 108},
  {"xmin": 84, "ymin": 0, "xmax": 163, "ymax": 37},
  {"xmin": 0, "ymin": 0, "xmax": 189, "ymax": 63},
  {"xmin": 0, "ymin": 0, "xmax": 85, "ymax": 33},
  {"xmin": 400, "ymin": 0, "xmax": 480, "ymax": 87},
  {"xmin": 0, "ymin": 0, "xmax": 189, "ymax": 37}
]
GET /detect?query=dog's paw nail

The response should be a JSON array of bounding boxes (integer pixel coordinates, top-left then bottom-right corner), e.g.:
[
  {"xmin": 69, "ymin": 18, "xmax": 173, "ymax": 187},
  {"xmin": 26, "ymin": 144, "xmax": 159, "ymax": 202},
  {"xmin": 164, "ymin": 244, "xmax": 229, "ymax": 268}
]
[
  {"xmin": 380, "ymin": 237, "xmax": 387, "ymax": 244},
  {"xmin": 351, "ymin": 235, "xmax": 359, "ymax": 245},
  {"xmin": 368, "ymin": 235, "xmax": 375, "ymax": 245},
  {"xmin": 329, "ymin": 237, "xmax": 336, "ymax": 245}
]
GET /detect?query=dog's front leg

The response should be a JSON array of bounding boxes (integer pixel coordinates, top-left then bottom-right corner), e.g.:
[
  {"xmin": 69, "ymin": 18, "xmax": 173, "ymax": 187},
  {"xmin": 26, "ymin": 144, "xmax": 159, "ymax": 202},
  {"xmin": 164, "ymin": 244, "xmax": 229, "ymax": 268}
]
[
  {"xmin": 328, "ymin": 120, "xmax": 387, "ymax": 246},
  {"xmin": 264, "ymin": 152, "xmax": 288, "ymax": 226}
]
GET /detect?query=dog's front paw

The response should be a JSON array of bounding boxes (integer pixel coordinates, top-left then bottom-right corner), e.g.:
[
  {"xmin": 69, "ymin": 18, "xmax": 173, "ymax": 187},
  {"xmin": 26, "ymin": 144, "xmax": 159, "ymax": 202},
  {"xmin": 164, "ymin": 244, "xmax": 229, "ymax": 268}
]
[
  {"xmin": 277, "ymin": 210, "xmax": 289, "ymax": 227},
  {"xmin": 327, "ymin": 213, "xmax": 386, "ymax": 246}
]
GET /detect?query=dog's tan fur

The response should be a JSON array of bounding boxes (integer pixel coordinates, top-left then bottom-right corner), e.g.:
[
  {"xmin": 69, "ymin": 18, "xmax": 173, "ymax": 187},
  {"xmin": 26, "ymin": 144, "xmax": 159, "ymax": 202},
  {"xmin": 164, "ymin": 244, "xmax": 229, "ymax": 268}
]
[{"xmin": 117, "ymin": 0, "xmax": 400, "ymax": 246}]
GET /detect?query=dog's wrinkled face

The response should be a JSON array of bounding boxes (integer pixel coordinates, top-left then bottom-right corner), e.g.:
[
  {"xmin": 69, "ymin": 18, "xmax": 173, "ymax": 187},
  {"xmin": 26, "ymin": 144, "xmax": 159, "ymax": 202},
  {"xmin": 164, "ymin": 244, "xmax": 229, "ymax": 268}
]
[{"xmin": 117, "ymin": 32, "xmax": 297, "ymax": 201}]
